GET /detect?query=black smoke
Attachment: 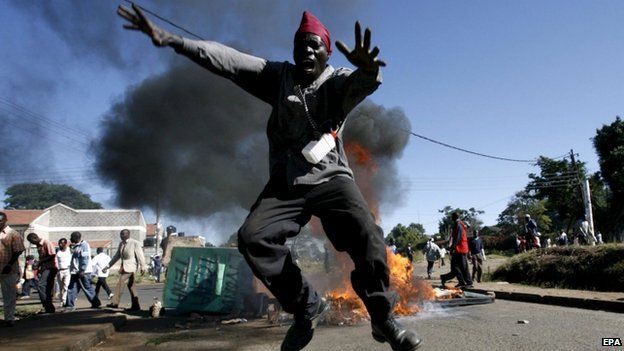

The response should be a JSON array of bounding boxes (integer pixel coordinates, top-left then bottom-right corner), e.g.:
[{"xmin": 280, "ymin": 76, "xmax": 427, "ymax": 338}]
[
  {"xmin": 95, "ymin": 59, "xmax": 270, "ymax": 216},
  {"xmin": 343, "ymin": 102, "xmax": 411, "ymax": 209}
]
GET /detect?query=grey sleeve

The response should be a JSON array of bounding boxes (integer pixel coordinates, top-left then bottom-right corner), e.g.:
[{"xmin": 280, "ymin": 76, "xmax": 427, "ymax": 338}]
[
  {"xmin": 175, "ymin": 38, "xmax": 282, "ymax": 104},
  {"xmin": 334, "ymin": 68, "xmax": 382, "ymax": 123}
]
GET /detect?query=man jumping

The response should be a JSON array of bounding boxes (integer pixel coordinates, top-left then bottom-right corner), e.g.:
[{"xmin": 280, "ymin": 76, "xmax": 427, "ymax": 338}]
[{"xmin": 118, "ymin": 4, "xmax": 421, "ymax": 350}]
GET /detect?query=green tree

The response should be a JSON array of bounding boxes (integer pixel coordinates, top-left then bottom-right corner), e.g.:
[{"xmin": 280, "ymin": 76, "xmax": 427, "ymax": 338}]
[
  {"xmin": 594, "ymin": 116, "xmax": 624, "ymax": 200},
  {"xmin": 437, "ymin": 206, "xmax": 484, "ymax": 236},
  {"xmin": 593, "ymin": 116, "xmax": 624, "ymax": 240},
  {"xmin": 386, "ymin": 222, "xmax": 427, "ymax": 254},
  {"xmin": 4, "ymin": 182, "xmax": 102, "ymax": 209},
  {"xmin": 526, "ymin": 157, "xmax": 585, "ymax": 232},
  {"xmin": 497, "ymin": 191, "xmax": 552, "ymax": 236}
]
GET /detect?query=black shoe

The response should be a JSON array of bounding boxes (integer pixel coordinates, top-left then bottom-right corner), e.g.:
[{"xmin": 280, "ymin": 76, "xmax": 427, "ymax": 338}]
[
  {"xmin": 280, "ymin": 299, "xmax": 330, "ymax": 351},
  {"xmin": 125, "ymin": 297, "xmax": 141, "ymax": 311},
  {"xmin": 372, "ymin": 317, "xmax": 422, "ymax": 351},
  {"xmin": 106, "ymin": 303, "xmax": 119, "ymax": 308}
]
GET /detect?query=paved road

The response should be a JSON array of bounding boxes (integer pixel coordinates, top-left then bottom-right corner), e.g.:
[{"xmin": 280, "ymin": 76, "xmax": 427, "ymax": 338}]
[
  {"xmin": 5, "ymin": 281, "xmax": 165, "ymax": 312},
  {"xmin": 94, "ymin": 285, "xmax": 623, "ymax": 351}
]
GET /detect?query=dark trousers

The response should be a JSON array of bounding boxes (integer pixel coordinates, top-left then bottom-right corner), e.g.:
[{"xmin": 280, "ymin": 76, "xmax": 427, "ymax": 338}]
[
  {"xmin": 238, "ymin": 176, "xmax": 394, "ymax": 323},
  {"xmin": 37, "ymin": 268, "xmax": 58, "ymax": 312},
  {"xmin": 95, "ymin": 277, "xmax": 112, "ymax": 297},
  {"xmin": 441, "ymin": 252, "xmax": 472, "ymax": 286},
  {"xmin": 427, "ymin": 261, "xmax": 435, "ymax": 277},
  {"xmin": 21, "ymin": 279, "xmax": 36, "ymax": 296},
  {"xmin": 471, "ymin": 253, "xmax": 483, "ymax": 282}
]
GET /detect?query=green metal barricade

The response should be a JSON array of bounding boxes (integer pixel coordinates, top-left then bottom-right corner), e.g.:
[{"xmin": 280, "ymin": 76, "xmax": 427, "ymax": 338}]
[{"xmin": 163, "ymin": 247, "xmax": 255, "ymax": 313}]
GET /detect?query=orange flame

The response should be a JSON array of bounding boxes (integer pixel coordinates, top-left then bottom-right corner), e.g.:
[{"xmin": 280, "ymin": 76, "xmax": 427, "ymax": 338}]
[
  {"xmin": 320, "ymin": 142, "xmax": 462, "ymax": 325},
  {"xmin": 345, "ymin": 142, "xmax": 380, "ymax": 223}
]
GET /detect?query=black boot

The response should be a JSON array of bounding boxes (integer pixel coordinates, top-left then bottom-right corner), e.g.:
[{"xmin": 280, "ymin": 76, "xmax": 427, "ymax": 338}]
[
  {"xmin": 280, "ymin": 299, "xmax": 330, "ymax": 351},
  {"xmin": 125, "ymin": 297, "xmax": 141, "ymax": 311},
  {"xmin": 372, "ymin": 317, "xmax": 422, "ymax": 351}
]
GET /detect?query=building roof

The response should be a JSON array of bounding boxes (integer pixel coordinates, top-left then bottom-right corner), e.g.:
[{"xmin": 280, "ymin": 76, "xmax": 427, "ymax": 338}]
[
  {"xmin": 43, "ymin": 203, "xmax": 146, "ymax": 228},
  {"xmin": 147, "ymin": 223, "xmax": 157, "ymax": 237},
  {"xmin": 1, "ymin": 210, "xmax": 45, "ymax": 225}
]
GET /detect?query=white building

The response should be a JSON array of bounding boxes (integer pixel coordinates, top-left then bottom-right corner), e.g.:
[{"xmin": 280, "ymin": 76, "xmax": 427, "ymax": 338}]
[{"xmin": 3, "ymin": 203, "xmax": 147, "ymax": 253}]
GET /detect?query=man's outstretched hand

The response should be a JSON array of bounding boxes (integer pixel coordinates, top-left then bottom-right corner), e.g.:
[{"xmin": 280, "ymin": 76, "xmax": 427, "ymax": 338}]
[
  {"xmin": 117, "ymin": 2, "xmax": 179, "ymax": 47},
  {"xmin": 336, "ymin": 21, "xmax": 386, "ymax": 73}
]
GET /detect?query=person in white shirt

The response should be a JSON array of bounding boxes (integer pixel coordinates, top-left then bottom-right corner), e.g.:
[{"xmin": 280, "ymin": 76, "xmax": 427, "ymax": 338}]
[
  {"xmin": 91, "ymin": 247, "xmax": 113, "ymax": 300},
  {"xmin": 56, "ymin": 238, "xmax": 72, "ymax": 307}
]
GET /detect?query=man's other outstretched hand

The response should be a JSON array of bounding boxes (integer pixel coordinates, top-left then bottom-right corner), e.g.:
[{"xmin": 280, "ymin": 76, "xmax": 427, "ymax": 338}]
[
  {"xmin": 336, "ymin": 21, "xmax": 386, "ymax": 73},
  {"xmin": 117, "ymin": 2, "xmax": 181, "ymax": 47}
]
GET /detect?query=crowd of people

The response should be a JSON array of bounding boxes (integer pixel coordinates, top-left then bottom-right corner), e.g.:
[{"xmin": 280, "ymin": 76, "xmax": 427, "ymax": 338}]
[
  {"xmin": 387, "ymin": 213, "xmax": 486, "ymax": 288},
  {"xmin": 0, "ymin": 211, "xmax": 161, "ymax": 327},
  {"xmin": 514, "ymin": 214, "xmax": 605, "ymax": 253}
]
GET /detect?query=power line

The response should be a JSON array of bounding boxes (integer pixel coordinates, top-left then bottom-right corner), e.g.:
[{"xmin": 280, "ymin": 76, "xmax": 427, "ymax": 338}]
[
  {"xmin": 123, "ymin": 0, "xmax": 205, "ymax": 40},
  {"xmin": 394, "ymin": 125, "xmax": 546, "ymax": 163},
  {"xmin": 0, "ymin": 98, "xmax": 91, "ymax": 139}
]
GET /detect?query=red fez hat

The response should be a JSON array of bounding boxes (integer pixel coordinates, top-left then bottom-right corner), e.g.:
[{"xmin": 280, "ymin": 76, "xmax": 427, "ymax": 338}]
[{"xmin": 295, "ymin": 11, "xmax": 332, "ymax": 54}]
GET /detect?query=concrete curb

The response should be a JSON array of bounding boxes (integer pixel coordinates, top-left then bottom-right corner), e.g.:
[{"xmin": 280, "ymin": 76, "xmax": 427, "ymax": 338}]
[
  {"xmin": 62, "ymin": 313, "xmax": 127, "ymax": 351},
  {"xmin": 467, "ymin": 288, "xmax": 624, "ymax": 313}
]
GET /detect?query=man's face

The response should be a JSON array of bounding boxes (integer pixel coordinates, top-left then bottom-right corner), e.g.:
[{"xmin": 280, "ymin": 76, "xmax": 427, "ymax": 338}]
[
  {"xmin": 59, "ymin": 241, "xmax": 67, "ymax": 250},
  {"xmin": 70, "ymin": 235, "xmax": 80, "ymax": 244},
  {"xmin": 0, "ymin": 216, "xmax": 6, "ymax": 229},
  {"xmin": 28, "ymin": 236, "xmax": 41, "ymax": 246},
  {"xmin": 293, "ymin": 33, "xmax": 329, "ymax": 84},
  {"xmin": 120, "ymin": 231, "xmax": 130, "ymax": 241}
]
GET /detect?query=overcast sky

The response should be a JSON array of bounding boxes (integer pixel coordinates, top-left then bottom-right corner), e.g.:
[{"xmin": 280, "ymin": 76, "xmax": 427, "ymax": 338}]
[{"xmin": 1, "ymin": 1, "xmax": 622, "ymax": 244}]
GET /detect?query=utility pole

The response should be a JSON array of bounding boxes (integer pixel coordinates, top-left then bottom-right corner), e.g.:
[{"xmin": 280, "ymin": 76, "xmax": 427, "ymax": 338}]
[
  {"xmin": 155, "ymin": 193, "xmax": 163, "ymax": 256},
  {"xmin": 570, "ymin": 149, "xmax": 596, "ymax": 244}
]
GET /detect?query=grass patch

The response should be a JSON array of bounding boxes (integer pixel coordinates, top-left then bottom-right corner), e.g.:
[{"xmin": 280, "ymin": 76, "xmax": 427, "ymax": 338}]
[
  {"xmin": 145, "ymin": 331, "xmax": 203, "ymax": 346},
  {"xmin": 491, "ymin": 243, "xmax": 624, "ymax": 291}
]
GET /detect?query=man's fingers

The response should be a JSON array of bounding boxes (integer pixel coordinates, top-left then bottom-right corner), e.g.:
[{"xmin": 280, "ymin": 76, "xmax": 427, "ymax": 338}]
[
  {"xmin": 117, "ymin": 5, "xmax": 136, "ymax": 22},
  {"xmin": 335, "ymin": 40, "xmax": 351, "ymax": 57},
  {"xmin": 370, "ymin": 46, "xmax": 380, "ymax": 58},
  {"xmin": 123, "ymin": 24, "xmax": 140, "ymax": 31},
  {"xmin": 376, "ymin": 59, "xmax": 387, "ymax": 67},
  {"xmin": 354, "ymin": 21, "xmax": 362, "ymax": 48},
  {"xmin": 363, "ymin": 28, "xmax": 371, "ymax": 51},
  {"xmin": 132, "ymin": 2, "xmax": 149, "ymax": 24}
]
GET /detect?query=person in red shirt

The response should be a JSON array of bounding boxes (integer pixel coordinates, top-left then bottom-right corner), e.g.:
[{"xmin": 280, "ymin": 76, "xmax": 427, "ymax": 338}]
[
  {"xmin": 27, "ymin": 233, "xmax": 58, "ymax": 313},
  {"xmin": 440, "ymin": 212, "xmax": 473, "ymax": 289}
]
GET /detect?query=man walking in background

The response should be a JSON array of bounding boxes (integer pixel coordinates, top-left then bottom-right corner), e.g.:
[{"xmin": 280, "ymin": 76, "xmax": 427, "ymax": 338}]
[
  {"xmin": 56, "ymin": 238, "xmax": 72, "ymax": 306},
  {"xmin": 26, "ymin": 233, "xmax": 58, "ymax": 314},
  {"xmin": 104, "ymin": 229, "xmax": 146, "ymax": 311},
  {"xmin": 524, "ymin": 214, "xmax": 538, "ymax": 251},
  {"xmin": 66, "ymin": 231, "xmax": 101, "ymax": 311},
  {"xmin": 0, "ymin": 212, "xmax": 25, "ymax": 326},
  {"xmin": 92, "ymin": 247, "xmax": 114, "ymax": 300},
  {"xmin": 440, "ymin": 212, "xmax": 473, "ymax": 289},
  {"xmin": 423, "ymin": 238, "xmax": 441, "ymax": 280},
  {"xmin": 468, "ymin": 230, "xmax": 486, "ymax": 283}
]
